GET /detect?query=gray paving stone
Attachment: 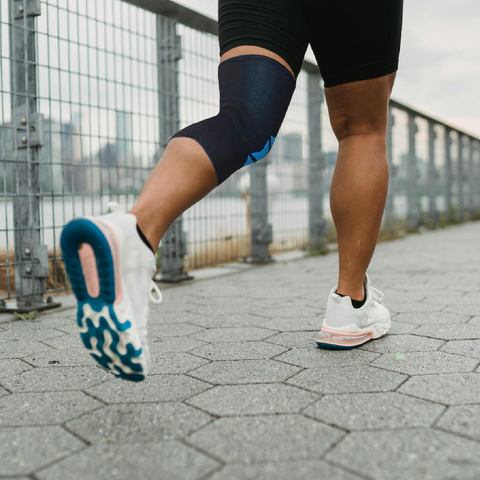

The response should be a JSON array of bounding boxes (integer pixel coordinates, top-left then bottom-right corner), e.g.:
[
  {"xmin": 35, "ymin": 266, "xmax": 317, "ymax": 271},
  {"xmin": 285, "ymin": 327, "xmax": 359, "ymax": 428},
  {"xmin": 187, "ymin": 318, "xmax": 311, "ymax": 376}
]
[
  {"xmin": 393, "ymin": 311, "xmax": 471, "ymax": 325},
  {"xmin": 189, "ymin": 359, "xmax": 301, "ymax": 385},
  {"xmin": 148, "ymin": 352, "xmax": 209, "ymax": 374},
  {"xmin": 186, "ymin": 313, "xmax": 268, "ymax": 329},
  {"xmin": 439, "ymin": 339, "xmax": 480, "ymax": 359},
  {"xmin": 386, "ymin": 321, "xmax": 419, "ymax": 334},
  {"xmin": 152, "ymin": 336, "xmax": 207, "ymax": 353},
  {"xmin": 304, "ymin": 392, "xmax": 445, "ymax": 430},
  {"xmin": 254, "ymin": 316, "xmax": 321, "ymax": 332},
  {"xmin": 208, "ymin": 461, "xmax": 362, "ymax": 480},
  {"xmin": 361, "ymin": 334, "xmax": 444, "ymax": 353},
  {"xmin": 387, "ymin": 302, "xmax": 443, "ymax": 313},
  {"xmin": 0, "ymin": 391, "xmax": 103, "ymax": 426},
  {"xmin": 0, "ymin": 359, "xmax": 33, "ymax": 378},
  {"xmin": 42, "ymin": 335, "xmax": 83, "ymax": 349},
  {"xmin": 255, "ymin": 306, "xmax": 321, "ymax": 319},
  {"xmin": 36, "ymin": 441, "xmax": 219, "ymax": 480},
  {"xmin": 436, "ymin": 404, "xmax": 480, "ymax": 441},
  {"xmin": 276, "ymin": 348, "xmax": 380, "ymax": 369},
  {"xmin": 399, "ymin": 373, "xmax": 480, "ymax": 404},
  {"xmin": 287, "ymin": 365, "xmax": 407, "ymax": 394},
  {"xmin": 187, "ymin": 415, "xmax": 344, "ymax": 463},
  {"xmin": 148, "ymin": 323, "xmax": 204, "ymax": 338},
  {"xmin": 187, "ymin": 384, "xmax": 318, "ymax": 416},
  {"xmin": 0, "ymin": 366, "xmax": 112, "ymax": 393},
  {"xmin": 443, "ymin": 304, "xmax": 480, "ymax": 316},
  {"xmin": 22, "ymin": 348, "xmax": 96, "ymax": 368},
  {"xmin": 0, "ymin": 323, "xmax": 66, "ymax": 342},
  {"xmin": 414, "ymin": 324, "xmax": 480, "ymax": 340},
  {"xmin": 0, "ymin": 426, "xmax": 84, "ymax": 476},
  {"xmin": 149, "ymin": 310, "xmax": 206, "ymax": 325},
  {"xmin": 0, "ymin": 385, "xmax": 9, "ymax": 397},
  {"xmin": 66, "ymin": 403, "xmax": 211, "ymax": 444},
  {"xmin": 190, "ymin": 341, "xmax": 287, "ymax": 361},
  {"xmin": 371, "ymin": 351, "xmax": 478, "ymax": 375},
  {"xmin": 326, "ymin": 429, "xmax": 480, "ymax": 480},
  {"xmin": 0, "ymin": 340, "xmax": 52, "ymax": 360},
  {"xmin": 266, "ymin": 331, "xmax": 318, "ymax": 349},
  {"xmin": 191, "ymin": 327, "xmax": 275, "ymax": 343},
  {"xmin": 87, "ymin": 374, "xmax": 210, "ymax": 403}
]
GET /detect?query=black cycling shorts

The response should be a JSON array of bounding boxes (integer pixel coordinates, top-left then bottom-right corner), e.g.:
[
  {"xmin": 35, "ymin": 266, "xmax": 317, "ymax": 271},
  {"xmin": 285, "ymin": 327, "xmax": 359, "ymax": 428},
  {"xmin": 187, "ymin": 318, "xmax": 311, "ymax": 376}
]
[{"xmin": 218, "ymin": 0, "xmax": 404, "ymax": 87}]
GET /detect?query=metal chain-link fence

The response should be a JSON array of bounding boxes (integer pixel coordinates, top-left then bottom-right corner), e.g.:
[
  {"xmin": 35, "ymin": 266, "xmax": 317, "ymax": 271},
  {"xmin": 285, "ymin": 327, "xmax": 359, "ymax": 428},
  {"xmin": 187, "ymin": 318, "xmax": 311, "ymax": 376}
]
[{"xmin": 1, "ymin": 0, "xmax": 480, "ymax": 311}]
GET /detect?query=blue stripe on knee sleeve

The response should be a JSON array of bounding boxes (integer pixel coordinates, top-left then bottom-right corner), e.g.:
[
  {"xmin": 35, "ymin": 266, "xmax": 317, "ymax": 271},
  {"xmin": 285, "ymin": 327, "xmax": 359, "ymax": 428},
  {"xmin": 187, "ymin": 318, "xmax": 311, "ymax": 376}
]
[{"xmin": 171, "ymin": 55, "xmax": 296, "ymax": 185}]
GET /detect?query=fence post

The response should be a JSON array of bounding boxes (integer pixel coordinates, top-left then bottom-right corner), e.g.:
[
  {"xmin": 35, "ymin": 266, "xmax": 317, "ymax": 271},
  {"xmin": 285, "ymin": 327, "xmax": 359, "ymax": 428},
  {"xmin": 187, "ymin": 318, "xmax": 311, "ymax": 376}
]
[
  {"xmin": 157, "ymin": 16, "xmax": 191, "ymax": 282},
  {"xmin": 307, "ymin": 72, "xmax": 327, "ymax": 251},
  {"xmin": 3, "ymin": 0, "xmax": 59, "ymax": 313},
  {"xmin": 249, "ymin": 159, "xmax": 273, "ymax": 263},
  {"xmin": 467, "ymin": 137, "xmax": 475, "ymax": 218},
  {"xmin": 444, "ymin": 126, "xmax": 453, "ymax": 221},
  {"xmin": 407, "ymin": 112, "xmax": 420, "ymax": 230},
  {"xmin": 427, "ymin": 121, "xmax": 439, "ymax": 226},
  {"xmin": 457, "ymin": 133, "xmax": 465, "ymax": 221},
  {"xmin": 385, "ymin": 105, "xmax": 396, "ymax": 231}
]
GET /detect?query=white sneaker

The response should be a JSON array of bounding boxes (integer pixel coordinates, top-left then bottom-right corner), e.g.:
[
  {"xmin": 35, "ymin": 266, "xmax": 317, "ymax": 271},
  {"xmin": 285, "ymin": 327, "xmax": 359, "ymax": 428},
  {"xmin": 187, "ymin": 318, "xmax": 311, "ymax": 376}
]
[
  {"xmin": 316, "ymin": 273, "xmax": 390, "ymax": 349},
  {"xmin": 60, "ymin": 203, "xmax": 162, "ymax": 381}
]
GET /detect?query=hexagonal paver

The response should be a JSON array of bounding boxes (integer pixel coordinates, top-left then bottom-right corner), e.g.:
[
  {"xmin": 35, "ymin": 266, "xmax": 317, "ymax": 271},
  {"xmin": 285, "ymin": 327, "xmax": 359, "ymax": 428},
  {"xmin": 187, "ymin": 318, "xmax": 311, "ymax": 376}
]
[
  {"xmin": 266, "ymin": 331, "xmax": 318, "ymax": 349},
  {"xmin": 399, "ymin": 373, "xmax": 480, "ymax": 404},
  {"xmin": 371, "ymin": 351, "xmax": 478, "ymax": 375},
  {"xmin": 436, "ymin": 404, "xmax": 480, "ymax": 441},
  {"xmin": 388, "ymin": 322, "xmax": 419, "ymax": 335},
  {"xmin": 254, "ymin": 317, "xmax": 320, "ymax": 332},
  {"xmin": 191, "ymin": 327, "xmax": 275, "ymax": 343},
  {"xmin": 0, "ymin": 386, "xmax": 9, "ymax": 398},
  {"xmin": 187, "ymin": 313, "xmax": 269, "ymax": 329},
  {"xmin": 42, "ymin": 335, "xmax": 83, "ymax": 349},
  {"xmin": 304, "ymin": 392, "xmax": 445, "ymax": 430},
  {"xmin": 255, "ymin": 306, "xmax": 320, "ymax": 319},
  {"xmin": 87, "ymin": 374, "xmax": 210, "ymax": 403},
  {"xmin": 148, "ymin": 323, "xmax": 204, "ymax": 338},
  {"xmin": 0, "ymin": 366, "xmax": 112, "ymax": 393},
  {"xmin": 443, "ymin": 304, "xmax": 480, "ymax": 317},
  {"xmin": 152, "ymin": 336, "xmax": 207, "ymax": 353},
  {"xmin": 440, "ymin": 340, "xmax": 480, "ymax": 358},
  {"xmin": 150, "ymin": 311, "xmax": 206, "ymax": 325},
  {"xmin": 287, "ymin": 365, "xmax": 407, "ymax": 394},
  {"xmin": 0, "ymin": 323, "xmax": 66, "ymax": 342},
  {"xmin": 187, "ymin": 415, "xmax": 344, "ymax": 463},
  {"xmin": 394, "ymin": 311, "xmax": 470, "ymax": 325},
  {"xmin": 0, "ymin": 391, "xmax": 103, "ymax": 426},
  {"xmin": 387, "ymin": 302, "xmax": 442, "ymax": 313},
  {"xmin": 36, "ymin": 441, "xmax": 219, "ymax": 480},
  {"xmin": 189, "ymin": 359, "xmax": 300, "ymax": 385},
  {"xmin": 325, "ymin": 429, "xmax": 480, "ymax": 480},
  {"xmin": 148, "ymin": 352, "xmax": 209, "ymax": 374},
  {"xmin": 22, "ymin": 348, "xmax": 96, "ymax": 368},
  {"xmin": 190, "ymin": 341, "xmax": 287, "ymax": 361},
  {"xmin": 414, "ymin": 324, "xmax": 480, "ymax": 341},
  {"xmin": 0, "ymin": 426, "xmax": 84, "ymax": 476},
  {"xmin": 276, "ymin": 348, "xmax": 380, "ymax": 369},
  {"xmin": 187, "ymin": 384, "xmax": 318, "ymax": 416},
  {"xmin": 361, "ymin": 334, "xmax": 444, "ymax": 353},
  {"xmin": 66, "ymin": 403, "xmax": 211, "ymax": 444},
  {"xmin": 0, "ymin": 340, "xmax": 52, "ymax": 359},
  {"xmin": 208, "ymin": 461, "xmax": 362, "ymax": 480},
  {"xmin": 0, "ymin": 359, "xmax": 33, "ymax": 378}
]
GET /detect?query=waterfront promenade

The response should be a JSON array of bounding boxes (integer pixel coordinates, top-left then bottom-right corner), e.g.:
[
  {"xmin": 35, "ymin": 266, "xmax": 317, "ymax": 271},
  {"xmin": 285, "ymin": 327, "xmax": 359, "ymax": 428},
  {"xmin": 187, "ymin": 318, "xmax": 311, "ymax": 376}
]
[{"xmin": 2, "ymin": 222, "xmax": 480, "ymax": 479}]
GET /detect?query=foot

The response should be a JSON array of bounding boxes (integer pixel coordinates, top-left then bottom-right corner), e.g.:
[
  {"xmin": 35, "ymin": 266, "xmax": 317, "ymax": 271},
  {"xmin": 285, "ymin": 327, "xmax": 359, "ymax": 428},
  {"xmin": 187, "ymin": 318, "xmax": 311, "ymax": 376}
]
[
  {"xmin": 60, "ymin": 203, "xmax": 162, "ymax": 381},
  {"xmin": 316, "ymin": 273, "xmax": 390, "ymax": 349}
]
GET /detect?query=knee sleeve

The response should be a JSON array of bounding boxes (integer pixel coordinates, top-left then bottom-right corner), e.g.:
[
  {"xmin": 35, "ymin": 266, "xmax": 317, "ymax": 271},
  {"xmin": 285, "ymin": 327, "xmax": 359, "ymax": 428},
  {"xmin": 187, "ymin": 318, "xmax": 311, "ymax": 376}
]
[{"xmin": 171, "ymin": 54, "xmax": 296, "ymax": 185}]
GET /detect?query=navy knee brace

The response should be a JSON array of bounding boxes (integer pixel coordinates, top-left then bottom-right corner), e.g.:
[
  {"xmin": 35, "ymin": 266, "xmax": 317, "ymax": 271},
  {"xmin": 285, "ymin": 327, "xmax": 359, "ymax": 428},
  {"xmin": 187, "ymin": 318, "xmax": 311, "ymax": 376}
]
[{"xmin": 171, "ymin": 55, "xmax": 296, "ymax": 185}]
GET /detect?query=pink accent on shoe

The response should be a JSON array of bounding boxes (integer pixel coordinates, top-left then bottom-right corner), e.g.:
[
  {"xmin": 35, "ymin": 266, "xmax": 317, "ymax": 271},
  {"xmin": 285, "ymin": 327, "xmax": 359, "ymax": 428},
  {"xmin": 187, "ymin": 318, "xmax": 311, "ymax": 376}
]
[
  {"xmin": 89, "ymin": 219, "xmax": 124, "ymax": 305},
  {"xmin": 78, "ymin": 244, "xmax": 99, "ymax": 298},
  {"xmin": 317, "ymin": 327, "xmax": 374, "ymax": 347}
]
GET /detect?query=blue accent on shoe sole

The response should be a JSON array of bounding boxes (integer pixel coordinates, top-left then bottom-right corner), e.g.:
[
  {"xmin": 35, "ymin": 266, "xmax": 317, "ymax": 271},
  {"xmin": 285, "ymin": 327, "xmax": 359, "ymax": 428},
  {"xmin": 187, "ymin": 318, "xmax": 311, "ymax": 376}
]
[
  {"xmin": 316, "ymin": 341, "xmax": 370, "ymax": 350},
  {"xmin": 61, "ymin": 218, "xmax": 146, "ymax": 382}
]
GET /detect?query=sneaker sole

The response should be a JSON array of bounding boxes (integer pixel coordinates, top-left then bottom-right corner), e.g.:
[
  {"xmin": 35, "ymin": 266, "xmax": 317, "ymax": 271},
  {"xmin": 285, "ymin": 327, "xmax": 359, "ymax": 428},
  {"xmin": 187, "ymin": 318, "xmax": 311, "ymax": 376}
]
[
  {"xmin": 316, "ymin": 322, "xmax": 391, "ymax": 349},
  {"xmin": 61, "ymin": 218, "xmax": 147, "ymax": 382}
]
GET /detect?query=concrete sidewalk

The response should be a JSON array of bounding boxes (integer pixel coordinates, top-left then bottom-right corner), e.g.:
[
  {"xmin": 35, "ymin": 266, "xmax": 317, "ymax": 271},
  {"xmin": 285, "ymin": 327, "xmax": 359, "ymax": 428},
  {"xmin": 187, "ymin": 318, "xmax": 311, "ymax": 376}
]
[{"xmin": 2, "ymin": 223, "xmax": 480, "ymax": 480}]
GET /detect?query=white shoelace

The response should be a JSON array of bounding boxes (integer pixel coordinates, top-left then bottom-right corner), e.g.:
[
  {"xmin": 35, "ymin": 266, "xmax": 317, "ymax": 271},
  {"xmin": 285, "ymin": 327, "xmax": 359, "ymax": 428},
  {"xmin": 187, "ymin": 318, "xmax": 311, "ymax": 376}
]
[{"xmin": 149, "ymin": 280, "xmax": 163, "ymax": 304}]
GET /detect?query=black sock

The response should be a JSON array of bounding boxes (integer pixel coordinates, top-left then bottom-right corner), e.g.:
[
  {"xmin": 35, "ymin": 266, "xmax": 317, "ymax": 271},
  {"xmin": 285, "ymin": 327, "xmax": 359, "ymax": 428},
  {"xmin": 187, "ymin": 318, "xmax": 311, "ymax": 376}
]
[
  {"xmin": 136, "ymin": 224, "xmax": 155, "ymax": 254},
  {"xmin": 335, "ymin": 285, "xmax": 367, "ymax": 309}
]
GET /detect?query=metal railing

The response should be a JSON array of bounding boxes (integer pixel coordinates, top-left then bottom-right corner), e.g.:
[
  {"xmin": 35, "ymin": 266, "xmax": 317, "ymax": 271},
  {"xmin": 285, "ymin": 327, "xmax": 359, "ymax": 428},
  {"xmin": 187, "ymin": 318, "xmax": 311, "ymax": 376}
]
[{"xmin": 1, "ymin": 0, "xmax": 479, "ymax": 311}]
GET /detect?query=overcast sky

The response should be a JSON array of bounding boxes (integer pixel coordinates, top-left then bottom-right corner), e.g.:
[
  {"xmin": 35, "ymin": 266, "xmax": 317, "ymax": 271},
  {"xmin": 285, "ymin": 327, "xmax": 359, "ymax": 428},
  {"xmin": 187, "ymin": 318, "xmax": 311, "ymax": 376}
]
[{"xmin": 174, "ymin": 0, "xmax": 480, "ymax": 137}]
